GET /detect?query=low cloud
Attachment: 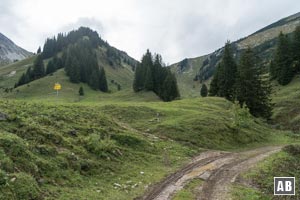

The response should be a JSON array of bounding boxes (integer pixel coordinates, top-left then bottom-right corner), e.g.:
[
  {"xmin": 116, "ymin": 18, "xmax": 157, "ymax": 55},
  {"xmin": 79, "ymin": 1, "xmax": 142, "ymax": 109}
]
[{"xmin": 1, "ymin": 0, "xmax": 300, "ymax": 63}]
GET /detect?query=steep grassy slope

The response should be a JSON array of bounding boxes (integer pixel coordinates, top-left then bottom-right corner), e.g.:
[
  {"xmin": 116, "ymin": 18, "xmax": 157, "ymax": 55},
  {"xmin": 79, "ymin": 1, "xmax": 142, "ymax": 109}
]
[
  {"xmin": 0, "ymin": 56, "xmax": 36, "ymax": 89},
  {"xmin": 170, "ymin": 12, "xmax": 300, "ymax": 98},
  {"xmin": 0, "ymin": 97, "xmax": 293, "ymax": 200},
  {"xmin": 170, "ymin": 55, "xmax": 208, "ymax": 98},
  {"xmin": 272, "ymin": 75, "xmax": 300, "ymax": 132}
]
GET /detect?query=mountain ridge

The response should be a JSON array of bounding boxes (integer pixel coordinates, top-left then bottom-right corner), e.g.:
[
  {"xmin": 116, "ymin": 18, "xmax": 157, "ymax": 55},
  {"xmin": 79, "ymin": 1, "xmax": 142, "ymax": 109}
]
[{"xmin": 0, "ymin": 32, "xmax": 32, "ymax": 66}]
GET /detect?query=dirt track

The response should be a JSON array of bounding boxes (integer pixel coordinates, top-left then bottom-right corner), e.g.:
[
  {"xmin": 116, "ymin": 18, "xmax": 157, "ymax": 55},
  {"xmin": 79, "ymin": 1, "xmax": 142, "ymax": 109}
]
[{"xmin": 139, "ymin": 146, "xmax": 282, "ymax": 200}]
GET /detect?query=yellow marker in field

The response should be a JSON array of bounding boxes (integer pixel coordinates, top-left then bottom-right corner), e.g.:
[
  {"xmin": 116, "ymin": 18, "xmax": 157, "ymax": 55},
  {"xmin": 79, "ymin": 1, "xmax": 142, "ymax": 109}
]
[{"xmin": 54, "ymin": 83, "xmax": 61, "ymax": 96}]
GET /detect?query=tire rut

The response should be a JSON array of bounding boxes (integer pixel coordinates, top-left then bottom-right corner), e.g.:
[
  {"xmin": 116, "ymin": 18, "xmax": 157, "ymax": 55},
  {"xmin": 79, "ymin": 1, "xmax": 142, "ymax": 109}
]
[{"xmin": 139, "ymin": 146, "xmax": 282, "ymax": 200}]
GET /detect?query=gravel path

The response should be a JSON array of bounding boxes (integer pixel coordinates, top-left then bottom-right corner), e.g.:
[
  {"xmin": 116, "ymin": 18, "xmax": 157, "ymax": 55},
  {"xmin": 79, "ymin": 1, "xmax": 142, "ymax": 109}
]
[{"xmin": 139, "ymin": 146, "xmax": 282, "ymax": 200}]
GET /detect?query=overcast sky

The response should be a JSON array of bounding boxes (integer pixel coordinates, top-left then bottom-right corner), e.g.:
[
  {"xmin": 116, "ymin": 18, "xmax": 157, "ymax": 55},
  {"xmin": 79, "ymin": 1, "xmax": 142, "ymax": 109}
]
[{"xmin": 1, "ymin": 0, "xmax": 300, "ymax": 63}]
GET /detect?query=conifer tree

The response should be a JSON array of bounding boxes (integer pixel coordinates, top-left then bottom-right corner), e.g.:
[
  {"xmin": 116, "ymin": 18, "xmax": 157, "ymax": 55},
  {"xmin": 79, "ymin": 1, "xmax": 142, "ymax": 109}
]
[
  {"xmin": 37, "ymin": 47, "xmax": 41, "ymax": 54},
  {"xmin": 273, "ymin": 32, "xmax": 293, "ymax": 85},
  {"xmin": 133, "ymin": 64, "xmax": 144, "ymax": 92},
  {"xmin": 88, "ymin": 70, "xmax": 99, "ymax": 90},
  {"xmin": 99, "ymin": 67, "xmax": 108, "ymax": 92},
  {"xmin": 144, "ymin": 66, "xmax": 154, "ymax": 90},
  {"xmin": 200, "ymin": 84, "xmax": 208, "ymax": 97},
  {"xmin": 79, "ymin": 86, "xmax": 84, "ymax": 96},
  {"xmin": 32, "ymin": 55, "xmax": 45, "ymax": 79},
  {"xmin": 161, "ymin": 71, "xmax": 180, "ymax": 101},
  {"xmin": 209, "ymin": 63, "xmax": 221, "ymax": 96},
  {"xmin": 292, "ymin": 26, "xmax": 300, "ymax": 72},
  {"xmin": 46, "ymin": 60, "xmax": 56, "ymax": 74},
  {"xmin": 218, "ymin": 41, "xmax": 237, "ymax": 101},
  {"xmin": 236, "ymin": 48, "xmax": 272, "ymax": 119}
]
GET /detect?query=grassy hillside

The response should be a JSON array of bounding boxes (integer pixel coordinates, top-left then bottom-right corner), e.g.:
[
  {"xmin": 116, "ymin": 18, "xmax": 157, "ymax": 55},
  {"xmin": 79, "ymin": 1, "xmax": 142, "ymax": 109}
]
[
  {"xmin": 0, "ymin": 56, "xmax": 36, "ymax": 89},
  {"xmin": 272, "ymin": 75, "xmax": 300, "ymax": 132},
  {"xmin": 170, "ymin": 55, "xmax": 208, "ymax": 98},
  {"xmin": 0, "ymin": 97, "xmax": 294, "ymax": 199},
  {"xmin": 0, "ymin": 43, "xmax": 148, "ymax": 102}
]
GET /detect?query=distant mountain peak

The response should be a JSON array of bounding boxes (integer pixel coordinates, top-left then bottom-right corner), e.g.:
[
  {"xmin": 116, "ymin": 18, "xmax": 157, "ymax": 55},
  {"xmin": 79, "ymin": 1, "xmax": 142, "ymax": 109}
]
[{"xmin": 0, "ymin": 33, "xmax": 32, "ymax": 66}]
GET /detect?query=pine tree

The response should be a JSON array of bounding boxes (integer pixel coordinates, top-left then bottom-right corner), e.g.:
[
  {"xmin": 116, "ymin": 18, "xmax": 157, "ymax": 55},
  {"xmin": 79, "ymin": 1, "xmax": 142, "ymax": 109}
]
[
  {"xmin": 144, "ymin": 66, "xmax": 154, "ymax": 90},
  {"xmin": 209, "ymin": 63, "xmax": 221, "ymax": 96},
  {"xmin": 273, "ymin": 32, "xmax": 293, "ymax": 85},
  {"xmin": 37, "ymin": 47, "xmax": 41, "ymax": 54},
  {"xmin": 133, "ymin": 64, "xmax": 143, "ymax": 92},
  {"xmin": 88, "ymin": 70, "xmax": 99, "ymax": 90},
  {"xmin": 200, "ymin": 84, "xmax": 208, "ymax": 97},
  {"xmin": 153, "ymin": 54, "xmax": 162, "ymax": 93},
  {"xmin": 46, "ymin": 60, "xmax": 56, "ymax": 74},
  {"xmin": 236, "ymin": 48, "xmax": 272, "ymax": 119},
  {"xmin": 79, "ymin": 86, "xmax": 84, "ymax": 96},
  {"xmin": 161, "ymin": 71, "xmax": 180, "ymax": 101},
  {"xmin": 69, "ymin": 57, "xmax": 80, "ymax": 83},
  {"xmin": 32, "ymin": 55, "xmax": 45, "ymax": 79},
  {"xmin": 292, "ymin": 26, "xmax": 300, "ymax": 72},
  {"xmin": 218, "ymin": 41, "xmax": 237, "ymax": 101},
  {"xmin": 99, "ymin": 67, "xmax": 108, "ymax": 92}
]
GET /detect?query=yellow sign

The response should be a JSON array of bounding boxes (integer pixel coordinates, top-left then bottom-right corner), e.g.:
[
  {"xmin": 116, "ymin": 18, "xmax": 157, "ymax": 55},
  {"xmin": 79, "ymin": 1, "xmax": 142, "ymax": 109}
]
[{"xmin": 54, "ymin": 83, "xmax": 61, "ymax": 90}]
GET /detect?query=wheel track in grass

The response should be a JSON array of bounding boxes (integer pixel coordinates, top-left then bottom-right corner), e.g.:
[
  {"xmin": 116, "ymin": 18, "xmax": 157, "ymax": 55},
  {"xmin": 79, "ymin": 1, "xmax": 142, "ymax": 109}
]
[{"xmin": 138, "ymin": 146, "xmax": 282, "ymax": 200}]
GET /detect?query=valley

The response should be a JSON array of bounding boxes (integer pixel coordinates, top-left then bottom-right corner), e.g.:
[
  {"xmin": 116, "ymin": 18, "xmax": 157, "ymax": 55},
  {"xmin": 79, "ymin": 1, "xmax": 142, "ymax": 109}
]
[{"xmin": 0, "ymin": 9, "xmax": 300, "ymax": 200}]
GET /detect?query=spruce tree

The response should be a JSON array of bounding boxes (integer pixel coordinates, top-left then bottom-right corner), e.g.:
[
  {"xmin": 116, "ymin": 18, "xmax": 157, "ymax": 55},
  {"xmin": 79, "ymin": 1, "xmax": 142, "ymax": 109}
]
[
  {"xmin": 88, "ymin": 70, "xmax": 99, "ymax": 90},
  {"xmin": 32, "ymin": 55, "xmax": 45, "ymax": 79},
  {"xmin": 200, "ymin": 84, "xmax": 208, "ymax": 97},
  {"xmin": 218, "ymin": 41, "xmax": 237, "ymax": 101},
  {"xmin": 46, "ymin": 60, "xmax": 56, "ymax": 74},
  {"xmin": 292, "ymin": 26, "xmax": 300, "ymax": 72},
  {"xmin": 209, "ymin": 63, "xmax": 221, "ymax": 96},
  {"xmin": 236, "ymin": 48, "xmax": 272, "ymax": 119},
  {"xmin": 133, "ymin": 64, "xmax": 144, "ymax": 92},
  {"xmin": 273, "ymin": 32, "xmax": 293, "ymax": 85},
  {"xmin": 144, "ymin": 66, "xmax": 154, "ymax": 91},
  {"xmin": 79, "ymin": 86, "xmax": 84, "ymax": 96},
  {"xmin": 37, "ymin": 47, "xmax": 41, "ymax": 54},
  {"xmin": 99, "ymin": 67, "xmax": 108, "ymax": 92},
  {"xmin": 161, "ymin": 71, "xmax": 180, "ymax": 101}
]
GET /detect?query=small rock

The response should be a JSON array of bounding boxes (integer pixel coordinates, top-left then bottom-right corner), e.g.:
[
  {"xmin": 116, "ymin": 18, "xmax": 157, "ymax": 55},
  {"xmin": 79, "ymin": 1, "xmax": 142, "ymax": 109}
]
[
  {"xmin": 96, "ymin": 190, "xmax": 101, "ymax": 193},
  {"xmin": 69, "ymin": 130, "xmax": 77, "ymax": 137},
  {"xmin": 140, "ymin": 171, "xmax": 144, "ymax": 175},
  {"xmin": 0, "ymin": 112, "xmax": 7, "ymax": 121}
]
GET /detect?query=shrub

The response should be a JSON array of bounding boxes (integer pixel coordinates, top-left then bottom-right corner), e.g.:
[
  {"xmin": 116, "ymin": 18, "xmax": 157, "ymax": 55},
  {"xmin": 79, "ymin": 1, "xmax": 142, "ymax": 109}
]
[
  {"xmin": 84, "ymin": 134, "xmax": 118, "ymax": 158},
  {"xmin": 283, "ymin": 145, "xmax": 300, "ymax": 156},
  {"xmin": 7, "ymin": 173, "xmax": 40, "ymax": 200}
]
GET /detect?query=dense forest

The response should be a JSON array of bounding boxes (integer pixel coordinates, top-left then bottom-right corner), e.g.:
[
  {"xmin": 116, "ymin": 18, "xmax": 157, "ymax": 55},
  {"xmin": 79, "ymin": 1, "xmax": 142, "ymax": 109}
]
[{"xmin": 133, "ymin": 50, "xmax": 180, "ymax": 101}]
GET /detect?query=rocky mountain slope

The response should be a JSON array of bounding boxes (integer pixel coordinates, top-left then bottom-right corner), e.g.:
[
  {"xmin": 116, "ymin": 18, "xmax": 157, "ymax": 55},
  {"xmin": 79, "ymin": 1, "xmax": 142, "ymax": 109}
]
[
  {"xmin": 170, "ymin": 12, "xmax": 300, "ymax": 98},
  {"xmin": 0, "ymin": 33, "xmax": 32, "ymax": 66}
]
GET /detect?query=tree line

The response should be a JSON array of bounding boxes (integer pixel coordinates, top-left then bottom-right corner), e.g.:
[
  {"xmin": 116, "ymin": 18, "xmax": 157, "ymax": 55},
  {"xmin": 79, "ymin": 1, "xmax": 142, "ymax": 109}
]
[
  {"xmin": 209, "ymin": 42, "xmax": 272, "ymax": 119},
  {"xmin": 270, "ymin": 26, "xmax": 300, "ymax": 85},
  {"xmin": 133, "ymin": 50, "xmax": 180, "ymax": 101}
]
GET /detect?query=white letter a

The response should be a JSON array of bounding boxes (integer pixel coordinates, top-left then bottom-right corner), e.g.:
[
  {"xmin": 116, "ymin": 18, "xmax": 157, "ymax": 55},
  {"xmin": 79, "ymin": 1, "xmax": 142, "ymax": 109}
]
[{"xmin": 277, "ymin": 181, "xmax": 284, "ymax": 191}]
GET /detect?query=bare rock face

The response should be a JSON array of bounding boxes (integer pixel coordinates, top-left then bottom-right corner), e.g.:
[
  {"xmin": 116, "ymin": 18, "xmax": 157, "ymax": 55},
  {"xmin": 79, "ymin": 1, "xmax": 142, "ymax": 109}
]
[{"xmin": 0, "ymin": 33, "xmax": 32, "ymax": 66}]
